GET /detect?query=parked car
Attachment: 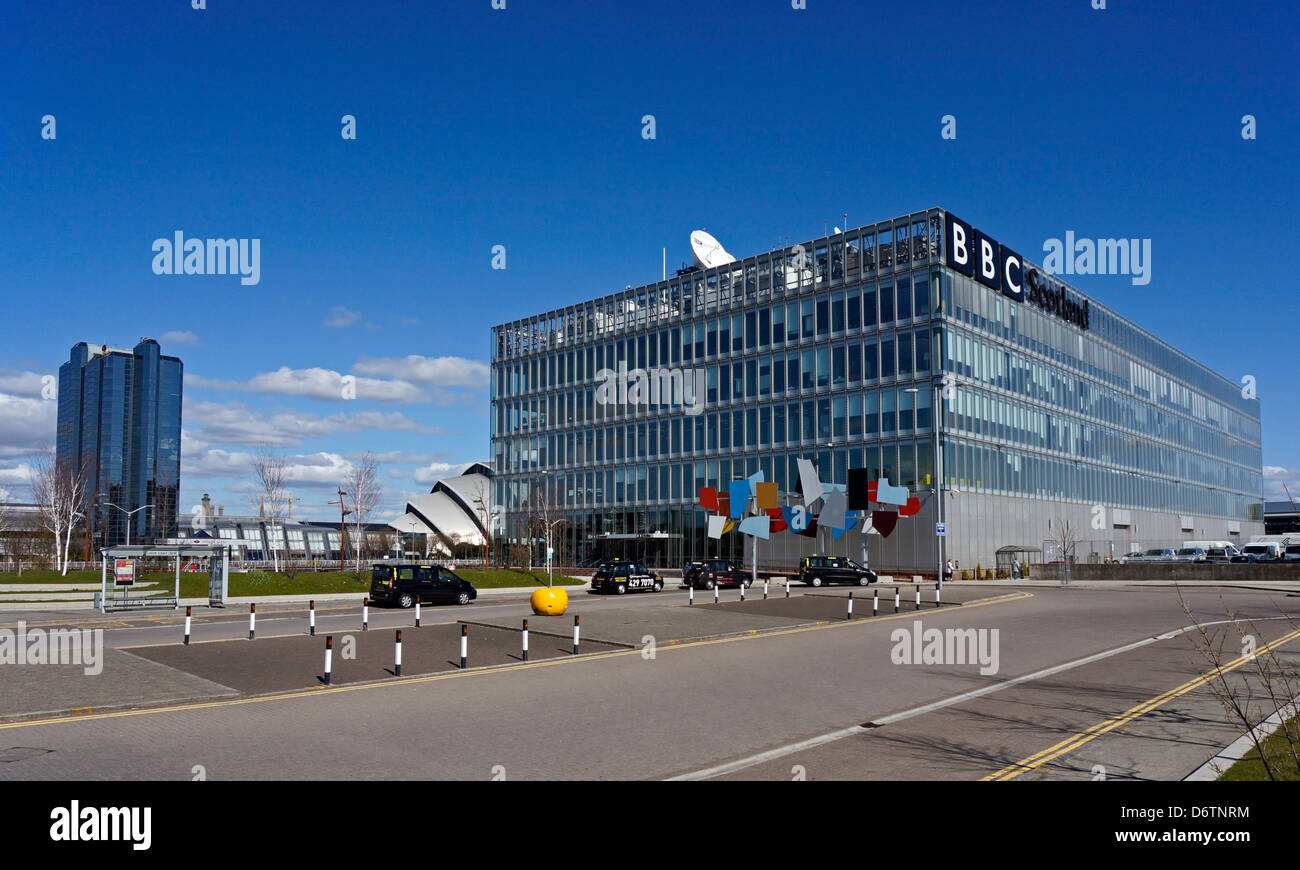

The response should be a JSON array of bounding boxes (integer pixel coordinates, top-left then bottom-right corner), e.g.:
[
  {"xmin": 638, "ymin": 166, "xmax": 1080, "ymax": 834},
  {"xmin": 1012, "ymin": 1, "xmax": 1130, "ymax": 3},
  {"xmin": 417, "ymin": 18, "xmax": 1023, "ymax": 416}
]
[
  {"xmin": 1232, "ymin": 543, "xmax": 1281, "ymax": 563},
  {"xmin": 685, "ymin": 559, "xmax": 749, "ymax": 590},
  {"xmin": 370, "ymin": 563, "xmax": 476, "ymax": 607},
  {"xmin": 1139, "ymin": 548, "xmax": 1177, "ymax": 562},
  {"xmin": 1119, "ymin": 551, "xmax": 1145, "ymax": 564},
  {"xmin": 591, "ymin": 561, "xmax": 664, "ymax": 595},
  {"xmin": 1284, "ymin": 545, "xmax": 1300, "ymax": 562},
  {"xmin": 1205, "ymin": 546, "xmax": 1239, "ymax": 563},
  {"xmin": 1174, "ymin": 547, "xmax": 1208, "ymax": 563},
  {"xmin": 798, "ymin": 555, "xmax": 877, "ymax": 587},
  {"xmin": 681, "ymin": 561, "xmax": 707, "ymax": 586}
]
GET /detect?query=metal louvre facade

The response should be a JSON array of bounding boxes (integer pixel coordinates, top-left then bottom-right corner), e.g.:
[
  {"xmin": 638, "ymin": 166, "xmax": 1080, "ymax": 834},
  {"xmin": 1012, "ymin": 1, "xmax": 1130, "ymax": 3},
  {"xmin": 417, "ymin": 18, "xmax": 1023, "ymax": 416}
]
[{"xmin": 489, "ymin": 209, "xmax": 1263, "ymax": 571}]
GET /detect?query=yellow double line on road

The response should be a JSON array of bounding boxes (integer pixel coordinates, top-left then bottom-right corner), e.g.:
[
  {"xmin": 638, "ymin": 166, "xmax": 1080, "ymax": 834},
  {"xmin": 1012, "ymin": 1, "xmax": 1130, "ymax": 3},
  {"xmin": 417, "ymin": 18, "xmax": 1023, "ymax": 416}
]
[{"xmin": 983, "ymin": 625, "xmax": 1300, "ymax": 781}]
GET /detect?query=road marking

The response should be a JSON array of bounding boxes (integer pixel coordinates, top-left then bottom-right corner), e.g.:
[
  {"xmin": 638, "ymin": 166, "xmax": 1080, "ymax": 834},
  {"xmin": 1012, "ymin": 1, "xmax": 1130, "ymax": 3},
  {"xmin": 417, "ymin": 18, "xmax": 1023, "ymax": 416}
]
[
  {"xmin": 982, "ymin": 625, "xmax": 1300, "ymax": 781},
  {"xmin": 667, "ymin": 614, "xmax": 1294, "ymax": 781},
  {"xmin": 0, "ymin": 592, "xmax": 1032, "ymax": 731}
]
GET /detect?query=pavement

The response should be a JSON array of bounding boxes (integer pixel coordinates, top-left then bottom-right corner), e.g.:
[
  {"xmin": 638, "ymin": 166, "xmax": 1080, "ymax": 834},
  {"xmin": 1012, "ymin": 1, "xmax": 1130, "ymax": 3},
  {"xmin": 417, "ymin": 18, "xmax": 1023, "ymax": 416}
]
[{"xmin": 0, "ymin": 582, "xmax": 1296, "ymax": 780}]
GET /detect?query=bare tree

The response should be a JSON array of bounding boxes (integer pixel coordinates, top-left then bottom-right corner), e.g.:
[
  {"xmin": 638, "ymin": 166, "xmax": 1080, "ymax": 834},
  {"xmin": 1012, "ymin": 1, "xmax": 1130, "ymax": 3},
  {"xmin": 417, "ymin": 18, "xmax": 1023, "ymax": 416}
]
[
  {"xmin": 343, "ymin": 452, "xmax": 383, "ymax": 573},
  {"xmin": 28, "ymin": 448, "xmax": 90, "ymax": 576},
  {"xmin": 249, "ymin": 446, "xmax": 288, "ymax": 573},
  {"xmin": 0, "ymin": 497, "xmax": 14, "ymax": 572}
]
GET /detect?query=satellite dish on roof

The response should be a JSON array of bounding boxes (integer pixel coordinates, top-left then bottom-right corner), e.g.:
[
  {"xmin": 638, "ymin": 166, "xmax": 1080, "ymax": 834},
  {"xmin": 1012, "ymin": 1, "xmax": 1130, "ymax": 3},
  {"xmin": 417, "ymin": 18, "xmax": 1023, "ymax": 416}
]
[{"xmin": 690, "ymin": 230, "xmax": 736, "ymax": 270}]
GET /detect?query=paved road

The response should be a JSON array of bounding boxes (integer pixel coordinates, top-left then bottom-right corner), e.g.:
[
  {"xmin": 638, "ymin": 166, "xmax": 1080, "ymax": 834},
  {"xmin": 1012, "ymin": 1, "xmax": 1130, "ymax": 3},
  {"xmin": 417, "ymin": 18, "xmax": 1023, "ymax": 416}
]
[{"xmin": 1, "ymin": 584, "xmax": 1296, "ymax": 780}]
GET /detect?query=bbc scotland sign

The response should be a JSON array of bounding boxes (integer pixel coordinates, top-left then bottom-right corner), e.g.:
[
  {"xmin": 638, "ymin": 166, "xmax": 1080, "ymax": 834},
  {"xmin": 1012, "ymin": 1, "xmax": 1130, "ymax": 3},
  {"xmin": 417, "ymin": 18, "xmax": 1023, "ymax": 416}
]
[{"xmin": 945, "ymin": 213, "xmax": 1090, "ymax": 331}]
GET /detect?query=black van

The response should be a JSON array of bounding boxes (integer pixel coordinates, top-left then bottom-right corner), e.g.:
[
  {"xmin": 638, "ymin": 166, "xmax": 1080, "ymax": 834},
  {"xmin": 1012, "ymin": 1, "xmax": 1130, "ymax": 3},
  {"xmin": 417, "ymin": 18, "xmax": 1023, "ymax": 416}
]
[{"xmin": 370, "ymin": 564, "xmax": 477, "ymax": 607}]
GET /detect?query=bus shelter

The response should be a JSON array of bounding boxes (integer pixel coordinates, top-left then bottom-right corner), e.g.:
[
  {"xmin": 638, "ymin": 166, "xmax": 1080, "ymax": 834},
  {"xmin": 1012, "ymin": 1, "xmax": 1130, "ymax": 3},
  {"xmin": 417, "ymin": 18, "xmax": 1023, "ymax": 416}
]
[{"xmin": 99, "ymin": 543, "xmax": 232, "ymax": 612}]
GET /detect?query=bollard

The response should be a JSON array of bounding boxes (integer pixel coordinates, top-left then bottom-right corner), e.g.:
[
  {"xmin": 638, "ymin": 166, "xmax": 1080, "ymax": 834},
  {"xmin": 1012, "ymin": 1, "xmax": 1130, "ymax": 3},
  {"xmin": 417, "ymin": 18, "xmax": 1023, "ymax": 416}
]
[
  {"xmin": 689, "ymin": 584, "xmax": 694, "ymax": 606},
  {"xmin": 763, "ymin": 579, "xmax": 769, "ymax": 600},
  {"xmin": 522, "ymin": 619, "xmax": 529, "ymax": 662},
  {"xmin": 572, "ymin": 615, "xmax": 581, "ymax": 655},
  {"xmin": 395, "ymin": 629, "xmax": 403, "ymax": 677},
  {"xmin": 740, "ymin": 581, "xmax": 746, "ymax": 602},
  {"xmin": 249, "ymin": 603, "xmax": 256, "ymax": 640},
  {"xmin": 309, "ymin": 600, "xmax": 316, "ymax": 636},
  {"xmin": 786, "ymin": 577, "xmax": 791, "ymax": 599},
  {"xmin": 915, "ymin": 584, "xmax": 921, "ymax": 611},
  {"xmin": 184, "ymin": 606, "xmax": 191, "ymax": 645},
  {"xmin": 460, "ymin": 624, "xmax": 468, "ymax": 669},
  {"xmin": 324, "ymin": 636, "xmax": 333, "ymax": 685},
  {"xmin": 873, "ymin": 588, "xmax": 878, "ymax": 617},
  {"xmin": 713, "ymin": 584, "xmax": 719, "ymax": 605},
  {"xmin": 846, "ymin": 591, "xmax": 854, "ymax": 620},
  {"xmin": 935, "ymin": 586, "xmax": 941, "ymax": 608},
  {"xmin": 363, "ymin": 598, "xmax": 369, "ymax": 632},
  {"xmin": 894, "ymin": 586, "xmax": 900, "ymax": 614},
  {"xmin": 415, "ymin": 598, "xmax": 421, "ymax": 628}
]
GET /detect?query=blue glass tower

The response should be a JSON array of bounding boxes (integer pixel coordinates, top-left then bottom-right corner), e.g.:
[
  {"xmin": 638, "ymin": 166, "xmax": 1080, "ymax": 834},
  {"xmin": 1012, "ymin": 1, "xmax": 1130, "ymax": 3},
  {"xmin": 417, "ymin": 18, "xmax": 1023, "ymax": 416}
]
[{"xmin": 55, "ymin": 339, "xmax": 183, "ymax": 548}]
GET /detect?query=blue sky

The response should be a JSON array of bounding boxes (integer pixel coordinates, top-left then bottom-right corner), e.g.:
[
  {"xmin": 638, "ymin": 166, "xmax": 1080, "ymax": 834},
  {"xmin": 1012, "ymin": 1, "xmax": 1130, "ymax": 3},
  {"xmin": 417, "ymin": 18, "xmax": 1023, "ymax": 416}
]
[{"xmin": 2, "ymin": 0, "xmax": 1297, "ymax": 519}]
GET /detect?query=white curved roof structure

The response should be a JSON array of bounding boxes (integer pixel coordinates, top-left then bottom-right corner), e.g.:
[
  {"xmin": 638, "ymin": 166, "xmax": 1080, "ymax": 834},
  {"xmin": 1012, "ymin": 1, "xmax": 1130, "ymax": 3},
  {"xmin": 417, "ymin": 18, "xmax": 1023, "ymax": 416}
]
[{"xmin": 392, "ymin": 462, "xmax": 491, "ymax": 551}]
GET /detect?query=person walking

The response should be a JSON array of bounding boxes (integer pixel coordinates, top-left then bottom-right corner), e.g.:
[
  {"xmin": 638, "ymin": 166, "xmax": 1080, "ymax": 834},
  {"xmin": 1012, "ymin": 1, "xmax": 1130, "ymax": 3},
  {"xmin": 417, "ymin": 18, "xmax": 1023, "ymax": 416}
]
[
  {"xmin": 944, "ymin": 559, "xmax": 954, "ymax": 583},
  {"xmin": 1011, "ymin": 557, "xmax": 1021, "ymax": 580}
]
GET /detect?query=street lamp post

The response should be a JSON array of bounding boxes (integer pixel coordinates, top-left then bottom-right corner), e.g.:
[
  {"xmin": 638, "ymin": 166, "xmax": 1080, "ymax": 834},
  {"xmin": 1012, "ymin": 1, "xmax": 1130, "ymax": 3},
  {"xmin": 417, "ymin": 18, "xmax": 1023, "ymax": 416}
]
[
  {"xmin": 103, "ymin": 502, "xmax": 154, "ymax": 547},
  {"xmin": 932, "ymin": 378, "xmax": 945, "ymax": 590}
]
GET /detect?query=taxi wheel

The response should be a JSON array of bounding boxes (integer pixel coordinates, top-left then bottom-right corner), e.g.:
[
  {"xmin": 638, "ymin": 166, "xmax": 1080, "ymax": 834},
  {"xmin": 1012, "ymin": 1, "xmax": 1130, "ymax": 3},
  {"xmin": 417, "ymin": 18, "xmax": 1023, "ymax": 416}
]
[
  {"xmin": 858, "ymin": 576, "xmax": 870, "ymax": 586},
  {"xmin": 652, "ymin": 580, "xmax": 663, "ymax": 592},
  {"xmin": 398, "ymin": 592, "xmax": 414, "ymax": 608},
  {"xmin": 615, "ymin": 583, "xmax": 628, "ymax": 595},
  {"xmin": 457, "ymin": 591, "xmax": 470, "ymax": 605},
  {"xmin": 809, "ymin": 576, "xmax": 822, "ymax": 587},
  {"xmin": 703, "ymin": 578, "xmax": 715, "ymax": 590}
]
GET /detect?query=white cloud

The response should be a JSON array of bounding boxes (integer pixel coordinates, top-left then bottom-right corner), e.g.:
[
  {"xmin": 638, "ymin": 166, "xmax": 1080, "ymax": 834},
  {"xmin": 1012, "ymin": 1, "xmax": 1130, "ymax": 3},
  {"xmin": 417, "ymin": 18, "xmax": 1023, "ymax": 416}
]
[
  {"xmin": 325, "ymin": 306, "xmax": 362, "ymax": 328},
  {"xmin": 184, "ymin": 400, "xmax": 444, "ymax": 448},
  {"xmin": 1264, "ymin": 466, "xmax": 1300, "ymax": 501},
  {"xmin": 0, "ymin": 371, "xmax": 51, "ymax": 399},
  {"xmin": 186, "ymin": 367, "xmax": 426, "ymax": 404},
  {"xmin": 0, "ymin": 393, "xmax": 57, "ymax": 456},
  {"xmin": 0, "ymin": 463, "xmax": 34, "ymax": 485},
  {"xmin": 412, "ymin": 461, "xmax": 476, "ymax": 486},
  {"xmin": 353, "ymin": 355, "xmax": 489, "ymax": 388},
  {"xmin": 161, "ymin": 330, "xmax": 201, "ymax": 346}
]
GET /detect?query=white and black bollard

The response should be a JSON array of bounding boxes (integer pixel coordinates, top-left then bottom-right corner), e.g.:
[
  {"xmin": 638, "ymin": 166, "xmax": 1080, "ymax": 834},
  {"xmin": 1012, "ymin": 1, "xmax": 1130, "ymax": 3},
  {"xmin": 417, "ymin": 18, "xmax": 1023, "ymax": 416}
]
[
  {"xmin": 309, "ymin": 599, "xmax": 316, "ymax": 636},
  {"xmin": 763, "ymin": 579, "xmax": 769, "ymax": 600},
  {"xmin": 394, "ymin": 629, "xmax": 403, "ymax": 677},
  {"xmin": 184, "ymin": 606, "xmax": 191, "ymax": 645},
  {"xmin": 572, "ymin": 615, "xmax": 581, "ymax": 655},
  {"xmin": 713, "ymin": 584, "xmax": 719, "ymax": 605},
  {"xmin": 740, "ymin": 581, "xmax": 746, "ymax": 602},
  {"xmin": 846, "ymin": 591, "xmax": 854, "ymax": 620},
  {"xmin": 915, "ymin": 584, "xmax": 921, "ymax": 611},
  {"xmin": 249, "ymin": 603, "xmax": 256, "ymax": 640},
  {"xmin": 415, "ymin": 598, "xmax": 421, "ymax": 627},
  {"xmin": 689, "ymin": 584, "xmax": 694, "ymax": 606},
  {"xmin": 362, "ymin": 598, "xmax": 369, "ymax": 632},
  {"xmin": 323, "ymin": 636, "xmax": 333, "ymax": 685},
  {"xmin": 522, "ymin": 619, "xmax": 530, "ymax": 662},
  {"xmin": 873, "ymin": 588, "xmax": 879, "ymax": 617},
  {"xmin": 894, "ymin": 586, "xmax": 900, "ymax": 614},
  {"xmin": 786, "ymin": 577, "xmax": 791, "ymax": 598},
  {"xmin": 460, "ymin": 624, "xmax": 468, "ymax": 669},
  {"xmin": 935, "ymin": 585, "xmax": 941, "ymax": 608}
]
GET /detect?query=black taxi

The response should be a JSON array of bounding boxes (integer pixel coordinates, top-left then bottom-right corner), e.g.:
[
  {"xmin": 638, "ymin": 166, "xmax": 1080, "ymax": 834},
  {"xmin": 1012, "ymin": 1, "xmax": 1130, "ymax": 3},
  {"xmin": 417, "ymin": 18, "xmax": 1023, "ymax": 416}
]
[
  {"xmin": 590, "ymin": 560, "xmax": 664, "ymax": 595},
  {"xmin": 370, "ymin": 563, "xmax": 477, "ymax": 607},
  {"xmin": 797, "ymin": 555, "xmax": 877, "ymax": 587}
]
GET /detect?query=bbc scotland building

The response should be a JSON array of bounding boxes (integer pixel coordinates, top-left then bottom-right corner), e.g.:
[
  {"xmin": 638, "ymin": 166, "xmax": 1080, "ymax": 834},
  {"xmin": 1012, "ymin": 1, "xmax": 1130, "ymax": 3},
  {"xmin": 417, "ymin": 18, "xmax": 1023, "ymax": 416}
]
[{"xmin": 489, "ymin": 208, "xmax": 1264, "ymax": 574}]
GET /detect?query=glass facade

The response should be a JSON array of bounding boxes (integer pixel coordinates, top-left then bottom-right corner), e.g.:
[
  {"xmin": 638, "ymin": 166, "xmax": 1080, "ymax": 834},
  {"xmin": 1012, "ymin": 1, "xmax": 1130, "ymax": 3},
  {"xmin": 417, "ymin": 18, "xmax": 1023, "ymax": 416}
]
[
  {"xmin": 489, "ymin": 209, "xmax": 1263, "ymax": 568},
  {"xmin": 56, "ymin": 339, "xmax": 183, "ymax": 548}
]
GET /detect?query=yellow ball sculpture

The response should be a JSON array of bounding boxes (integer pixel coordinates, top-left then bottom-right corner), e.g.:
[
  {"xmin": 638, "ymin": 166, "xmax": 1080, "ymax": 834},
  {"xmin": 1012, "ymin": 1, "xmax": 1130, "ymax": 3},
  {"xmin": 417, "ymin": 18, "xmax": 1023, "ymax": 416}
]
[{"xmin": 530, "ymin": 586, "xmax": 568, "ymax": 615}]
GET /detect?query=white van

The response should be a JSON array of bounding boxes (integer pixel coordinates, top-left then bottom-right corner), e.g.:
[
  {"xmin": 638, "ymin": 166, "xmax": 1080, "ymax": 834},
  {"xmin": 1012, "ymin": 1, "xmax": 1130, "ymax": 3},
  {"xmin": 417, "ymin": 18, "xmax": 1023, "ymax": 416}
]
[{"xmin": 1182, "ymin": 540, "xmax": 1234, "ymax": 551}]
